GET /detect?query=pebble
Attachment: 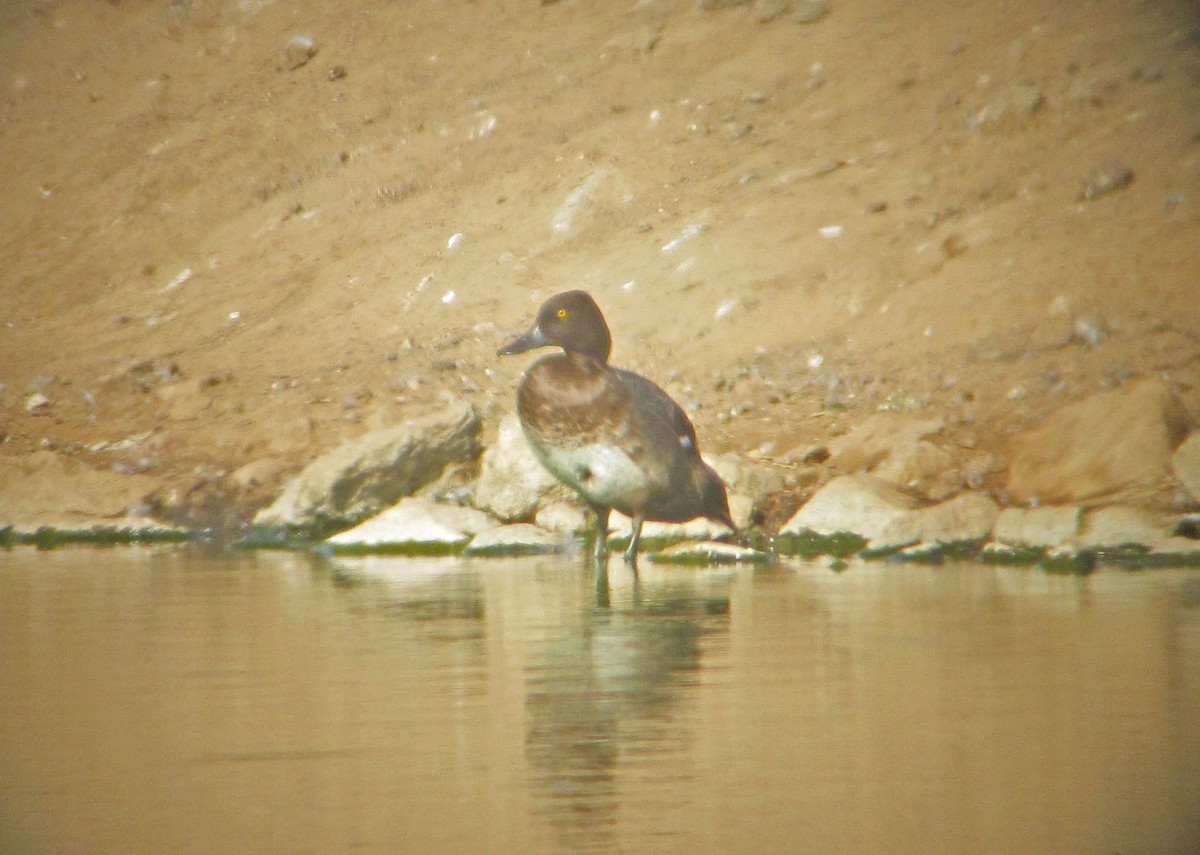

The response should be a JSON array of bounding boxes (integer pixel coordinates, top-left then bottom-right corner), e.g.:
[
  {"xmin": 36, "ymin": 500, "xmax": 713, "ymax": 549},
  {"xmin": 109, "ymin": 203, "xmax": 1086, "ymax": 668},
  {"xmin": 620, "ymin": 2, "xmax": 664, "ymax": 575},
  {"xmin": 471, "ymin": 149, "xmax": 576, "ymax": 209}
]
[
  {"xmin": 284, "ymin": 35, "xmax": 318, "ymax": 70},
  {"xmin": 1080, "ymin": 159, "xmax": 1134, "ymax": 201},
  {"xmin": 25, "ymin": 393, "xmax": 50, "ymax": 414}
]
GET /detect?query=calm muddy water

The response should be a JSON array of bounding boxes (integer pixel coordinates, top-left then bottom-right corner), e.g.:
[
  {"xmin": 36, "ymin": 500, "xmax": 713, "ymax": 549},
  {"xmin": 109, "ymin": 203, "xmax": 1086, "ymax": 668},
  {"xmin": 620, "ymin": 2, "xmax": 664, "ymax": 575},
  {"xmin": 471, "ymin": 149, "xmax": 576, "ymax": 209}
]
[{"xmin": 2, "ymin": 549, "xmax": 1199, "ymax": 855}]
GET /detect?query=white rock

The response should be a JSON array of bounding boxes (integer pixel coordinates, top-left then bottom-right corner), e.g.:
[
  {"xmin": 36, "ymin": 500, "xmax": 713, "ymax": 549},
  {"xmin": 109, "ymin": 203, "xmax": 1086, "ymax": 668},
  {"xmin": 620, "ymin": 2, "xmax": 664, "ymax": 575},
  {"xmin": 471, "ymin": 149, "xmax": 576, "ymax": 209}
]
[
  {"xmin": 284, "ymin": 34, "xmax": 317, "ymax": 69},
  {"xmin": 779, "ymin": 474, "xmax": 921, "ymax": 549},
  {"xmin": 648, "ymin": 541, "xmax": 769, "ymax": 565},
  {"xmin": 464, "ymin": 523, "xmax": 563, "ymax": 556},
  {"xmin": 326, "ymin": 498, "xmax": 493, "ymax": 549},
  {"xmin": 25, "ymin": 392, "xmax": 50, "ymax": 413},
  {"xmin": 992, "ymin": 506, "xmax": 1082, "ymax": 548},
  {"xmin": 472, "ymin": 413, "xmax": 559, "ymax": 521}
]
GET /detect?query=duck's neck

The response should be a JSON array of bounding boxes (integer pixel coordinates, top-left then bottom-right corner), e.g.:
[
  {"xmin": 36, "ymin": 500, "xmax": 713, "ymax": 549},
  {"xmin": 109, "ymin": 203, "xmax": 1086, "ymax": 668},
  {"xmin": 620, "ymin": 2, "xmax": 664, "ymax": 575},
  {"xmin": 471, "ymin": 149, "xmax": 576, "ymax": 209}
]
[{"xmin": 563, "ymin": 348, "xmax": 608, "ymax": 372}]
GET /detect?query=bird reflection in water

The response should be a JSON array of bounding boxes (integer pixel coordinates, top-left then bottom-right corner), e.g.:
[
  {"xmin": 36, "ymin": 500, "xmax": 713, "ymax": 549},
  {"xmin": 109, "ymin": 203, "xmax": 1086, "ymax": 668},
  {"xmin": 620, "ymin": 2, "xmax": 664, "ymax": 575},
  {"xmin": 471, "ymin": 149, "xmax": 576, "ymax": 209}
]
[{"xmin": 524, "ymin": 570, "xmax": 731, "ymax": 852}]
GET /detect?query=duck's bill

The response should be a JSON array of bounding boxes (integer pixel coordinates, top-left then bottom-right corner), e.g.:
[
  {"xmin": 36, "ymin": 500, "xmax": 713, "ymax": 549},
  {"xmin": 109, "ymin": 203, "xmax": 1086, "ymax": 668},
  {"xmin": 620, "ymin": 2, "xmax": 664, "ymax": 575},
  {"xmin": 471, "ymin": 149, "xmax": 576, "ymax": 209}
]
[{"xmin": 497, "ymin": 324, "xmax": 547, "ymax": 356}]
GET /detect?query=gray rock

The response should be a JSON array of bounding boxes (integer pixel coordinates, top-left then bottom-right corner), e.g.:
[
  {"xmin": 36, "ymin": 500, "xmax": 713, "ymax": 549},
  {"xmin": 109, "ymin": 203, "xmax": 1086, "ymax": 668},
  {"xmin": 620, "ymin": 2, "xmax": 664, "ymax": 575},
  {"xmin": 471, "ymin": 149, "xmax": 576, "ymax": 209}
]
[
  {"xmin": 464, "ymin": 523, "xmax": 563, "ymax": 556},
  {"xmin": 1077, "ymin": 505, "xmax": 1173, "ymax": 549},
  {"xmin": 472, "ymin": 413, "xmax": 559, "ymax": 521},
  {"xmin": 779, "ymin": 473, "xmax": 921, "ymax": 549},
  {"xmin": 1170, "ymin": 431, "xmax": 1200, "ymax": 501},
  {"xmin": 254, "ymin": 402, "xmax": 481, "ymax": 529},
  {"xmin": 1006, "ymin": 379, "xmax": 1190, "ymax": 504},
  {"xmin": 992, "ymin": 505, "xmax": 1082, "ymax": 548},
  {"xmin": 325, "ymin": 497, "xmax": 493, "ymax": 551}
]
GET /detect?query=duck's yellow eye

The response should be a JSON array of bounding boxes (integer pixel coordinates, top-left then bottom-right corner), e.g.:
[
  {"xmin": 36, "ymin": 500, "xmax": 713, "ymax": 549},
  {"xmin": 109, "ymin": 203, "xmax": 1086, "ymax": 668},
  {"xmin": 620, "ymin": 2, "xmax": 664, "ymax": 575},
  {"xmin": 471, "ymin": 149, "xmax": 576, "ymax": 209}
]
[{"xmin": 556, "ymin": 308, "xmax": 569, "ymax": 319}]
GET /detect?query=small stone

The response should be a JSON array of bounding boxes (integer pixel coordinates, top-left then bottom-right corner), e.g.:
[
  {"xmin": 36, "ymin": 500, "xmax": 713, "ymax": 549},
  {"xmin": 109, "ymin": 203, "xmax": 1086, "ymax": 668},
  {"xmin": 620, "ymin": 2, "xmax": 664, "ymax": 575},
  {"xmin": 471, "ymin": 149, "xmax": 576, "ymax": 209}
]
[
  {"xmin": 1079, "ymin": 158, "xmax": 1134, "ymax": 201},
  {"xmin": 284, "ymin": 34, "xmax": 317, "ymax": 70},
  {"xmin": 25, "ymin": 392, "xmax": 50, "ymax": 414}
]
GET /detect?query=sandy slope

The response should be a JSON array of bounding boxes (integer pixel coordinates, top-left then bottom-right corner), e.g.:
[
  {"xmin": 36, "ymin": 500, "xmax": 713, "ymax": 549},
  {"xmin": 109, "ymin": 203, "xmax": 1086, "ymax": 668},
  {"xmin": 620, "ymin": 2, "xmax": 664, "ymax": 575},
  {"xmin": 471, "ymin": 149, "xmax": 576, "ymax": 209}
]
[{"xmin": 1, "ymin": 0, "xmax": 1198, "ymax": 527}]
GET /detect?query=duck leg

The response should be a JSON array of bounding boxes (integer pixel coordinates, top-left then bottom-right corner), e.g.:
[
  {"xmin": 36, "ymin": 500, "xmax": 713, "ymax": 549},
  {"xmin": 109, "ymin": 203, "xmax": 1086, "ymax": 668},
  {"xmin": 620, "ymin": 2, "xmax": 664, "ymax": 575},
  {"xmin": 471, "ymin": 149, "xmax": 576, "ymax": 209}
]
[
  {"xmin": 623, "ymin": 515, "xmax": 644, "ymax": 570},
  {"xmin": 590, "ymin": 504, "xmax": 611, "ymax": 566}
]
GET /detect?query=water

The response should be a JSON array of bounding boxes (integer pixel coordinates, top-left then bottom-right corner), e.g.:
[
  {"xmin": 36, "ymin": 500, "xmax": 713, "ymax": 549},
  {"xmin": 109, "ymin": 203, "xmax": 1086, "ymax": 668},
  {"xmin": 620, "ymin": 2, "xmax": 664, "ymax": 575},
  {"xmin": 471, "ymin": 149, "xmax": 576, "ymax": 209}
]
[{"xmin": 2, "ymin": 549, "xmax": 1199, "ymax": 855}]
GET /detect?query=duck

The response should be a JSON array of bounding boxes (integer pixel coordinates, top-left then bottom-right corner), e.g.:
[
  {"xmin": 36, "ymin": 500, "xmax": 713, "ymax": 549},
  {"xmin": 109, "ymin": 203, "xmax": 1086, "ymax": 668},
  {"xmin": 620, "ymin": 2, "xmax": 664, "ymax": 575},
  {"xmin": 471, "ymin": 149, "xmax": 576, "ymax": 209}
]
[{"xmin": 497, "ymin": 290, "xmax": 735, "ymax": 566}]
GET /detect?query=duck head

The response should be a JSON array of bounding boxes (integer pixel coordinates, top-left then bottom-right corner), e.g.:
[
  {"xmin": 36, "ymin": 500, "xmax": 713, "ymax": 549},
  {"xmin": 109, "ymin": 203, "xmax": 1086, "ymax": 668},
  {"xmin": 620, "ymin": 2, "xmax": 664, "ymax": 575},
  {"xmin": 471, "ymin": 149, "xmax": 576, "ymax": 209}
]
[{"xmin": 497, "ymin": 290, "xmax": 612, "ymax": 363}]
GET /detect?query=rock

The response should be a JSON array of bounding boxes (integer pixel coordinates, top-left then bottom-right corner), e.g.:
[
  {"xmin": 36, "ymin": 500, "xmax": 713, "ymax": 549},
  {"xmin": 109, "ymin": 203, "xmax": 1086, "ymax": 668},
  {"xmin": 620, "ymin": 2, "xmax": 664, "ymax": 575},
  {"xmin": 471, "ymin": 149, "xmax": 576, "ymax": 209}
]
[
  {"xmin": 472, "ymin": 413, "xmax": 559, "ymax": 521},
  {"xmin": 778, "ymin": 473, "xmax": 921, "ymax": 549},
  {"xmin": 706, "ymin": 453, "xmax": 788, "ymax": 502},
  {"xmin": 228, "ymin": 458, "xmax": 289, "ymax": 492},
  {"xmin": 254, "ymin": 402, "xmax": 481, "ymax": 530},
  {"xmin": 871, "ymin": 439, "xmax": 959, "ymax": 497},
  {"xmin": 325, "ymin": 497, "xmax": 493, "ymax": 554},
  {"xmin": 549, "ymin": 166, "xmax": 633, "ymax": 240},
  {"xmin": 25, "ymin": 392, "xmax": 50, "ymax": 414},
  {"xmin": 1170, "ymin": 432, "xmax": 1200, "ymax": 501},
  {"xmin": 793, "ymin": 0, "xmax": 829, "ymax": 23},
  {"xmin": 535, "ymin": 501, "xmax": 588, "ymax": 534},
  {"xmin": 1079, "ymin": 158, "xmax": 1134, "ymax": 201},
  {"xmin": 825, "ymin": 413, "xmax": 945, "ymax": 473},
  {"xmin": 992, "ymin": 505, "xmax": 1082, "ymax": 548},
  {"xmin": 1077, "ymin": 505, "xmax": 1173, "ymax": 549},
  {"xmin": 917, "ymin": 491, "xmax": 999, "ymax": 544},
  {"xmin": 284, "ymin": 34, "xmax": 317, "ymax": 70},
  {"xmin": 647, "ymin": 541, "xmax": 771, "ymax": 565},
  {"xmin": 464, "ymin": 523, "xmax": 563, "ymax": 557},
  {"xmin": 1006, "ymin": 380, "xmax": 1190, "ymax": 504}
]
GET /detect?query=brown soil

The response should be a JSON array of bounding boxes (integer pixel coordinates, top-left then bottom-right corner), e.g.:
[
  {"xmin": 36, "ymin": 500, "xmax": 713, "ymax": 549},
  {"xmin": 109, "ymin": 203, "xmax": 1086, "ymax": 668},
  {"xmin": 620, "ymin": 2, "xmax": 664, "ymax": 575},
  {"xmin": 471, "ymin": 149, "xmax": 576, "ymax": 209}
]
[{"xmin": 2, "ymin": 0, "xmax": 1199, "ymax": 530}]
